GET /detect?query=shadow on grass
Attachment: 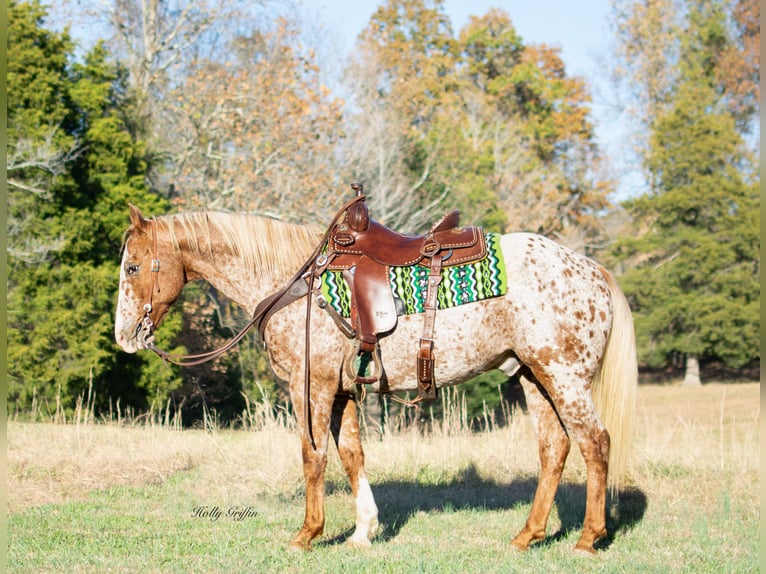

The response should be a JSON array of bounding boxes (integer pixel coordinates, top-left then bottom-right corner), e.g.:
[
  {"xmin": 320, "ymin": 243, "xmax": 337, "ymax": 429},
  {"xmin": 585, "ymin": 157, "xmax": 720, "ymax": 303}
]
[{"xmin": 323, "ymin": 463, "xmax": 647, "ymax": 550}]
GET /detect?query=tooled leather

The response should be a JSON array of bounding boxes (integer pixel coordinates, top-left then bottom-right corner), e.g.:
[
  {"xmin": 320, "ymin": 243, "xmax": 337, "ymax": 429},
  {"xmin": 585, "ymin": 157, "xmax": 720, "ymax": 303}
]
[{"xmin": 329, "ymin": 220, "xmax": 485, "ymax": 268}]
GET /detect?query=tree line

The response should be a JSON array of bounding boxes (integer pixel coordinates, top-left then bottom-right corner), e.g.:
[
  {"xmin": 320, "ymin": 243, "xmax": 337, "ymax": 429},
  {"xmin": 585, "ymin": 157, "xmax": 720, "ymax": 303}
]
[{"xmin": 7, "ymin": 0, "xmax": 759, "ymax": 422}]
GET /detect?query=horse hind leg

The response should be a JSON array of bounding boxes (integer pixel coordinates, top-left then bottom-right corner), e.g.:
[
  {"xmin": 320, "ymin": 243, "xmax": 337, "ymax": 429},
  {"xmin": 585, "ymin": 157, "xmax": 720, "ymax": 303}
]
[
  {"xmin": 511, "ymin": 373, "xmax": 571, "ymax": 551},
  {"xmin": 330, "ymin": 392, "xmax": 379, "ymax": 548},
  {"xmin": 527, "ymin": 367, "xmax": 610, "ymax": 555},
  {"xmin": 562, "ymin": 399, "xmax": 610, "ymax": 555}
]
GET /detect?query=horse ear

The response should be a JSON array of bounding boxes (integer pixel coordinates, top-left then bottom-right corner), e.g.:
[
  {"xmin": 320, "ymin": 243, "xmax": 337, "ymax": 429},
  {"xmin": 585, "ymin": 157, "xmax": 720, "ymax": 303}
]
[{"xmin": 128, "ymin": 204, "xmax": 149, "ymax": 230}]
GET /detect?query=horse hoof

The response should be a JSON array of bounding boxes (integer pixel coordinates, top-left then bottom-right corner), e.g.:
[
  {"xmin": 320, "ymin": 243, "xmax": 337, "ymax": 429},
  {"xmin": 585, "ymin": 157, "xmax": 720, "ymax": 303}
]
[
  {"xmin": 346, "ymin": 536, "xmax": 373, "ymax": 549},
  {"xmin": 288, "ymin": 539, "xmax": 312, "ymax": 552},
  {"xmin": 509, "ymin": 539, "xmax": 529, "ymax": 552},
  {"xmin": 573, "ymin": 545, "xmax": 597, "ymax": 558},
  {"xmin": 511, "ymin": 530, "xmax": 545, "ymax": 552}
]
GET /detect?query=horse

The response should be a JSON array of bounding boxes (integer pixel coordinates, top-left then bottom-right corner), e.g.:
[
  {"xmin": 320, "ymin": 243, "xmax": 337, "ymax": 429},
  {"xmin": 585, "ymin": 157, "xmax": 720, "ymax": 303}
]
[{"xmin": 114, "ymin": 203, "xmax": 637, "ymax": 555}]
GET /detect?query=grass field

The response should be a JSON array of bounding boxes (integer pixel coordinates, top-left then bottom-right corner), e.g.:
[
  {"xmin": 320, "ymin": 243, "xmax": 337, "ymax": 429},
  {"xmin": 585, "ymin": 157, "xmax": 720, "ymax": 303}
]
[{"xmin": 7, "ymin": 382, "xmax": 760, "ymax": 573}]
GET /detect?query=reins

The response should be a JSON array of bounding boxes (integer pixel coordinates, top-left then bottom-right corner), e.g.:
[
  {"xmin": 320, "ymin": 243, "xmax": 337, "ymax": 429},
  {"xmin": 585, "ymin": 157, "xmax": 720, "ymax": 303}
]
[
  {"xmin": 142, "ymin": 194, "xmax": 367, "ymax": 449},
  {"xmin": 141, "ymin": 215, "xmax": 263, "ymax": 367}
]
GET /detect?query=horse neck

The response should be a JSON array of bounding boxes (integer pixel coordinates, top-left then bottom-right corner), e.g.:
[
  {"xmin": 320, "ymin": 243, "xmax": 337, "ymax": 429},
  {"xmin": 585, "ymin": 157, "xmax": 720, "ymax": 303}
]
[
  {"xmin": 169, "ymin": 213, "xmax": 319, "ymax": 314},
  {"xmin": 182, "ymin": 251, "xmax": 270, "ymax": 314}
]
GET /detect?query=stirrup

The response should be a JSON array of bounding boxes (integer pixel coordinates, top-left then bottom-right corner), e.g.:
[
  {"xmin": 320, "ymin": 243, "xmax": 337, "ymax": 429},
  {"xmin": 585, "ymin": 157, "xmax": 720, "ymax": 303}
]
[{"xmin": 345, "ymin": 340, "xmax": 383, "ymax": 384}]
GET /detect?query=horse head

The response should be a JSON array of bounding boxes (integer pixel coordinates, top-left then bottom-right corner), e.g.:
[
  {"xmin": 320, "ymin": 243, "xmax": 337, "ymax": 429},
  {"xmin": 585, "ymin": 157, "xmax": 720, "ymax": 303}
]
[{"xmin": 114, "ymin": 205, "xmax": 186, "ymax": 353}]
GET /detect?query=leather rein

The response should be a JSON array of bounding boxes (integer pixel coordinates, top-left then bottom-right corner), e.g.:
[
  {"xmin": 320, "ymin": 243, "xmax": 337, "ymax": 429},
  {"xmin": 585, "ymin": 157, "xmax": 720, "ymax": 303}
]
[
  {"xmin": 139, "ymin": 216, "xmax": 266, "ymax": 367},
  {"xmin": 138, "ymin": 196, "xmax": 367, "ymax": 449}
]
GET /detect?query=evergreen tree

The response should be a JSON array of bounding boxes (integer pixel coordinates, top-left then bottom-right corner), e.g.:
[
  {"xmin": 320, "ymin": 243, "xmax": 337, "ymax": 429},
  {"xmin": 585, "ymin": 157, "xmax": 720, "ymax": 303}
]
[
  {"xmin": 7, "ymin": 1, "xmax": 180, "ymax": 413},
  {"xmin": 613, "ymin": 0, "xmax": 760, "ymax": 381}
]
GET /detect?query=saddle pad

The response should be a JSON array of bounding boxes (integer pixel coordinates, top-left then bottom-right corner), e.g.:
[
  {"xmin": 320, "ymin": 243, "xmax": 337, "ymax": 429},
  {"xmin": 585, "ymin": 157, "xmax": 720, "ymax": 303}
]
[{"xmin": 319, "ymin": 232, "xmax": 507, "ymax": 318}]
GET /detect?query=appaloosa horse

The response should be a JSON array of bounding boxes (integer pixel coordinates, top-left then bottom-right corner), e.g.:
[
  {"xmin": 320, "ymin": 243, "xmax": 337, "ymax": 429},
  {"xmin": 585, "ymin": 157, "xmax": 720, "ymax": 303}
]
[{"xmin": 114, "ymin": 204, "xmax": 637, "ymax": 555}]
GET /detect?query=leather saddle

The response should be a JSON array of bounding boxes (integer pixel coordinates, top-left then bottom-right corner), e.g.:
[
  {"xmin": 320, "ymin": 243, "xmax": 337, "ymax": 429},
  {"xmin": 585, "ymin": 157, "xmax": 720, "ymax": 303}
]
[{"xmin": 320, "ymin": 185, "xmax": 487, "ymax": 400}]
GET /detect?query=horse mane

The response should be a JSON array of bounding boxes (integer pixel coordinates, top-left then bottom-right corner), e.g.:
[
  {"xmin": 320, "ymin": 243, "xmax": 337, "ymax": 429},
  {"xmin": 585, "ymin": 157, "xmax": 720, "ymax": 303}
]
[{"xmin": 157, "ymin": 211, "xmax": 323, "ymax": 280}]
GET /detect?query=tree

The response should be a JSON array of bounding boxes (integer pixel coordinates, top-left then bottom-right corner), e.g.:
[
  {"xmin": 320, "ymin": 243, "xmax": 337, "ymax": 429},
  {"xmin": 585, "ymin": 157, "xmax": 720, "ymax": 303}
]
[
  {"xmin": 342, "ymin": 0, "xmax": 459, "ymax": 231},
  {"xmin": 715, "ymin": 0, "xmax": 760, "ymax": 133},
  {"xmin": 345, "ymin": 2, "xmax": 612, "ymax": 251},
  {"xmin": 609, "ymin": 0, "xmax": 681, "ymax": 136},
  {"xmin": 7, "ymin": 2, "xmax": 179, "ymax": 413},
  {"xmin": 609, "ymin": 0, "xmax": 759, "ymax": 170},
  {"xmin": 7, "ymin": 0, "xmax": 78, "ymax": 268},
  {"xmin": 166, "ymin": 18, "xmax": 345, "ymax": 221},
  {"xmin": 73, "ymin": 0, "xmax": 251, "ymax": 165},
  {"xmin": 611, "ymin": 0, "xmax": 760, "ymax": 382},
  {"xmin": 456, "ymin": 11, "xmax": 611, "ymax": 248}
]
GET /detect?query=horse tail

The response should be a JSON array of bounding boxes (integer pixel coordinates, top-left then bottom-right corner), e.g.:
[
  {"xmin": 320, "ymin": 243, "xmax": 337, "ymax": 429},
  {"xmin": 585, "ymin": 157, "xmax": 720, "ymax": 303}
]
[{"xmin": 591, "ymin": 266, "xmax": 638, "ymax": 491}]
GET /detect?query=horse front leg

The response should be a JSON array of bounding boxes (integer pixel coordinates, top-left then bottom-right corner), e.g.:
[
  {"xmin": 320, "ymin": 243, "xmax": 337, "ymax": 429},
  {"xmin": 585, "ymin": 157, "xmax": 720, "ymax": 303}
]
[
  {"xmin": 330, "ymin": 392, "xmax": 379, "ymax": 548},
  {"xmin": 511, "ymin": 374, "xmax": 571, "ymax": 551},
  {"xmin": 288, "ymin": 377, "xmax": 335, "ymax": 551}
]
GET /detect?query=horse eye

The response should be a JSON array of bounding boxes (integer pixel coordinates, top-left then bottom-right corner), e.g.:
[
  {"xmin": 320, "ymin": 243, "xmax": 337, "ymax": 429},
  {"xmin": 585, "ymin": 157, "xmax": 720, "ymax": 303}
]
[{"xmin": 126, "ymin": 264, "xmax": 139, "ymax": 276}]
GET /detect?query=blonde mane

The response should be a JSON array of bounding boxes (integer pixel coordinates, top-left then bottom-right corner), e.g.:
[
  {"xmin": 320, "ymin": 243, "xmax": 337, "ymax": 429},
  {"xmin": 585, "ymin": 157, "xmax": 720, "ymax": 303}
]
[{"xmin": 157, "ymin": 212, "xmax": 322, "ymax": 279}]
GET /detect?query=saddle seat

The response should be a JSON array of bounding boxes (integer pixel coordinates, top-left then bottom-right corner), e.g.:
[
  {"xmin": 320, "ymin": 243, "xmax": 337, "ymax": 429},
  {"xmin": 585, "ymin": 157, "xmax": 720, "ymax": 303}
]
[{"xmin": 321, "ymin": 191, "xmax": 488, "ymax": 399}]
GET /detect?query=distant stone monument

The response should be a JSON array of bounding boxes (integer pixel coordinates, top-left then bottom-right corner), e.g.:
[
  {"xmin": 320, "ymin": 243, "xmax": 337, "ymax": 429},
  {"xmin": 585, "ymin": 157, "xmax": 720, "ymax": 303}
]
[{"xmin": 682, "ymin": 355, "xmax": 701, "ymax": 387}]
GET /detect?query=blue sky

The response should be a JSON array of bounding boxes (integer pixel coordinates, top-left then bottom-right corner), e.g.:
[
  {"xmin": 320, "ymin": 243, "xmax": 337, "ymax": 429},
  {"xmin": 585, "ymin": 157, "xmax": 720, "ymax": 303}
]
[{"xmin": 300, "ymin": 0, "xmax": 614, "ymax": 79}]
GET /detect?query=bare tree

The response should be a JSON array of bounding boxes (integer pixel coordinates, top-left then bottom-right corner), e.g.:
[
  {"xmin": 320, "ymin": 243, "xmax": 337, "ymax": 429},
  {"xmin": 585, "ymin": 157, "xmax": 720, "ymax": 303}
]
[
  {"xmin": 88, "ymin": 0, "xmax": 255, "ymax": 110},
  {"xmin": 7, "ymin": 128, "xmax": 82, "ymax": 195},
  {"xmin": 165, "ymin": 19, "xmax": 344, "ymax": 220},
  {"xmin": 341, "ymin": 65, "xmax": 443, "ymax": 230},
  {"xmin": 6, "ymin": 126, "xmax": 81, "ymax": 267},
  {"xmin": 608, "ymin": 0, "xmax": 681, "ymax": 147}
]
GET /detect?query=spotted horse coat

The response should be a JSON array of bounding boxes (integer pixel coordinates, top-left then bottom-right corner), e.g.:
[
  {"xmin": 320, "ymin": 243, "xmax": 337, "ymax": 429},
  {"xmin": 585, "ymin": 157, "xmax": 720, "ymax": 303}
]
[{"xmin": 115, "ymin": 206, "xmax": 637, "ymax": 555}]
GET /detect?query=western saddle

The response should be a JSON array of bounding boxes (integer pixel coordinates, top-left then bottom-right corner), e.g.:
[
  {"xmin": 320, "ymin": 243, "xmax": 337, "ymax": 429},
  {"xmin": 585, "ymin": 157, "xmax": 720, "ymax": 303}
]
[{"xmin": 315, "ymin": 183, "xmax": 487, "ymax": 400}]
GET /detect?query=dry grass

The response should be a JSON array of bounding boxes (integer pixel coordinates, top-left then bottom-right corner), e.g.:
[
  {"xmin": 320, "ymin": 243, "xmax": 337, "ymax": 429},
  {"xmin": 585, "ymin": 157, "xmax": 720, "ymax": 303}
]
[
  {"xmin": 8, "ymin": 382, "xmax": 759, "ymax": 516},
  {"xmin": 7, "ymin": 390, "xmax": 304, "ymax": 512},
  {"xmin": 633, "ymin": 383, "xmax": 760, "ymax": 473},
  {"xmin": 7, "ymin": 382, "xmax": 760, "ymax": 573},
  {"xmin": 625, "ymin": 382, "xmax": 760, "ymax": 530},
  {"xmin": 8, "ymin": 423, "xmax": 196, "ymax": 511}
]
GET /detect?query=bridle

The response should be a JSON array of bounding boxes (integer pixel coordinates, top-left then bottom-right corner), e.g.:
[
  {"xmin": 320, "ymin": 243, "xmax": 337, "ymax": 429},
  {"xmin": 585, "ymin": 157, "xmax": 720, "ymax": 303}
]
[
  {"xmin": 138, "ymin": 216, "xmax": 270, "ymax": 367},
  {"xmin": 138, "ymin": 217, "xmax": 161, "ymax": 344},
  {"xmin": 133, "ymin": 194, "xmax": 370, "ymax": 450}
]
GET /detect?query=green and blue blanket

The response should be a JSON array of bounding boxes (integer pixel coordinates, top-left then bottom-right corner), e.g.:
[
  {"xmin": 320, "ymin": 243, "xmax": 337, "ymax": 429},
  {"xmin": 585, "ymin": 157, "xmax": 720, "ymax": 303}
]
[{"xmin": 320, "ymin": 232, "xmax": 507, "ymax": 317}]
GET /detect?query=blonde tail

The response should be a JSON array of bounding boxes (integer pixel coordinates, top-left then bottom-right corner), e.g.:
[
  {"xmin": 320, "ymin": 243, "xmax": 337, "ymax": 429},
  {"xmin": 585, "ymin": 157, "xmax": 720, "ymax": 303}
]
[{"xmin": 591, "ymin": 267, "xmax": 638, "ymax": 490}]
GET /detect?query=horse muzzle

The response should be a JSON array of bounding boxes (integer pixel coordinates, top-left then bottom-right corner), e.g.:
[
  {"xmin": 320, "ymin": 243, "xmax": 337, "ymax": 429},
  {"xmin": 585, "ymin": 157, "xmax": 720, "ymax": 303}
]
[
  {"xmin": 133, "ymin": 305, "xmax": 157, "ymax": 350},
  {"xmin": 115, "ymin": 307, "xmax": 155, "ymax": 353}
]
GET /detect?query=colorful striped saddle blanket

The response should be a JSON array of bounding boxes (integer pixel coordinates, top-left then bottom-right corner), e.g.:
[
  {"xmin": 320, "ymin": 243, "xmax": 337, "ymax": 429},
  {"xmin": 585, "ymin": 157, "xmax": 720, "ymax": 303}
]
[{"xmin": 320, "ymin": 232, "xmax": 507, "ymax": 319}]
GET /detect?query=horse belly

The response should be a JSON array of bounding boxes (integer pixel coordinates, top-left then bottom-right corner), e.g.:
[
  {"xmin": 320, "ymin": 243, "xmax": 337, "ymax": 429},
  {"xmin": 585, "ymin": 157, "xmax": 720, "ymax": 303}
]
[{"xmin": 374, "ymin": 297, "xmax": 513, "ymax": 393}]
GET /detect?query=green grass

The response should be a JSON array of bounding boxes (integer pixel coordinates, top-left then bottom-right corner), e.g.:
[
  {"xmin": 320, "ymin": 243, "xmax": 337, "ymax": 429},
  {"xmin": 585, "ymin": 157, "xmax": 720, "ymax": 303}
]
[
  {"xmin": 8, "ymin": 383, "xmax": 760, "ymax": 573},
  {"xmin": 9, "ymin": 470, "xmax": 758, "ymax": 573}
]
